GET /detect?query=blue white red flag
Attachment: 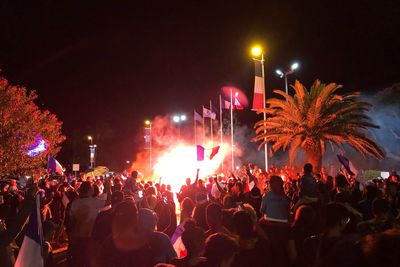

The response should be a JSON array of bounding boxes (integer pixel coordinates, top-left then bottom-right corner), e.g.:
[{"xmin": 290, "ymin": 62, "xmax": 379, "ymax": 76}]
[
  {"xmin": 48, "ymin": 157, "xmax": 64, "ymax": 175},
  {"xmin": 15, "ymin": 195, "xmax": 44, "ymax": 267}
]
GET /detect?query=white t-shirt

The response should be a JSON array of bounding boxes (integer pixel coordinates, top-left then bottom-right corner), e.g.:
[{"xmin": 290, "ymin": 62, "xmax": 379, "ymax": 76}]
[{"xmin": 69, "ymin": 197, "xmax": 106, "ymax": 238}]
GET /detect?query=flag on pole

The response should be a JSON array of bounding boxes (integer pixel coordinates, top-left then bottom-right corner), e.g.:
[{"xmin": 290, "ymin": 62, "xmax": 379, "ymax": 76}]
[
  {"xmin": 48, "ymin": 157, "xmax": 64, "ymax": 175},
  {"xmin": 337, "ymin": 155, "xmax": 359, "ymax": 177},
  {"xmin": 197, "ymin": 145, "xmax": 220, "ymax": 161},
  {"xmin": 203, "ymin": 107, "xmax": 216, "ymax": 120},
  {"xmin": 223, "ymin": 99, "xmax": 243, "ymax": 110},
  {"xmin": 209, "ymin": 146, "xmax": 220, "ymax": 160},
  {"xmin": 194, "ymin": 111, "xmax": 203, "ymax": 123},
  {"xmin": 252, "ymin": 60, "xmax": 264, "ymax": 110},
  {"xmin": 15, "ymin": 195, "xmax": 44, "ymax": 267}
]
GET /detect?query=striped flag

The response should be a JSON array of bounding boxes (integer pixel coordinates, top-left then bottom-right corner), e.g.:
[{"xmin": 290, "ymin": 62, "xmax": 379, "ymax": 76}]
[
  {"xmin": 223, "ymin": 98, "xmax": 243, "ymax": 110},
  {"xmin": 15, "ymin": 195, "xmax": 44, "ymax": 267},
  {"xmin": 252, "ymin": 60, "xmax": 264, "ymax": 110},
  {"xmin": 194, "ymin": 111, "xmax": 203, "ymax": 123},
  {"xmin": 203, "ymin": 107, "xmax": 216, "ymax": 120},
  {"xmin": 48, "ymin": 157, "xmax": 64, "ymax": 175}
]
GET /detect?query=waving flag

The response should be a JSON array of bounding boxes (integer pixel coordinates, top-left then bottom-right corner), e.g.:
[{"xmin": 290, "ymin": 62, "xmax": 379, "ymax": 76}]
[
  {"xmin": 194, "ymin": 111, "xmax": 203, "ymax": 123},
  {"xmin": 48, "ymin": 157, "xmax": 64, "ymax": 175},
  {"xmin": 337, "ymin": 155, "xmax": 359, "ymax": 177},
  {"xmin": 197, "ymin": 145, "xmax": 220, "ymax": 161},
  {"xmin": 252, "ymin": 60, "xmax": 264, "ymax": 110},
  {"xmin": 15, "ymin": 195, "xmax": 44, "ymax": 267},
  {"xmin": 197, "ymin": 145, "xmax": 205, "ymax": 161},
  {"xmin": 203, "ymin": 107, "xmax": 216, "ymax": 120}
]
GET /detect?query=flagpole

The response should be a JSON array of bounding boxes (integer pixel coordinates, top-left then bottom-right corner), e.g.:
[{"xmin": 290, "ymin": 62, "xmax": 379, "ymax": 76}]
[
  {"xmin": 210, "ymin": 100, "xmax": 213, "ymax": 146},
  {"xmin": 230, "ymin": 89, "xmax": 234, "ymax": 171},
  {"xmin": 219, "ymin": 94, "xmax": 223, "ymax": 171},
  {"xmin": 202, "ymin": 106, "xmax": 205, "ymax": 145},
  {"xmin": 194, "ymin": 110, "xmax": 197, "ymax": 147},
  {"xmin": 261, "ymin": 54, "xmax": 268, "ymax": 172}
]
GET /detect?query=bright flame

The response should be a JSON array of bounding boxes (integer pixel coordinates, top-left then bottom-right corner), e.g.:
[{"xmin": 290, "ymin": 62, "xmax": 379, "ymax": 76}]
[{"xmin": 153, "ymin": 143, "xmax": 229, "ymax": 193}]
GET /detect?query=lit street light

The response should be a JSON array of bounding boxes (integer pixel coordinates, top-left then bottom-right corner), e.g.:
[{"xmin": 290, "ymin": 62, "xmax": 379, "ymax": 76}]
[
  {"xmin": 144, "ymin": 120, "xmax": 152, "ymax": 175},
  {"xmin": 275, "ymin": 62, "xmax": 300, "ymax": 95},
  {"xmin": 87, "ymin": 135, "xmax": 96, "ymax": 168},
  {"xmin": 172, "ymin": 113, "xmax": 186, "ymax": 138}
]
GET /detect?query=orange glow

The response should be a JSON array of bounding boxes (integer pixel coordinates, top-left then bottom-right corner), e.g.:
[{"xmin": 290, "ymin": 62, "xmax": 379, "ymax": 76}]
[{"xmin": 153, "ymin": 142, "xmax": 229, "ymax": 193}]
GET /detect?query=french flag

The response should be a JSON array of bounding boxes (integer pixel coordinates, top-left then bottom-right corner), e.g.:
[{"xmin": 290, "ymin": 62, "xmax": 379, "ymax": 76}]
[
  {"xmin": 252, "ymin": 60, "xmax": 264, "ymax": 110},
  {"xmin": 15, "ymin": 195, "xmax": 44, "ymax": 267},
  {"xmin": 48, "ymin": 157, "xmax": 64, "ymax": 175}
]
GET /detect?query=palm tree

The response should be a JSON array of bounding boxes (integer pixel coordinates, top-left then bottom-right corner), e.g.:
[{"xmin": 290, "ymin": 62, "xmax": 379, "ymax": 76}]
[{"xmin": 253, "ymin": 80, "xmax": 384, "ymax": 171}]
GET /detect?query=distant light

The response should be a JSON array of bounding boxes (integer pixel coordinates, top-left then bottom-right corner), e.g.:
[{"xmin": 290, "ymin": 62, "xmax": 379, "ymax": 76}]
[
  {"xmin": 235, "ymin": 92, "xmax": 239, "ymax": 97},
  {"xmin": 251, "ymin": 46, "xmax": 262, "ymax": 57},
  {"xmin": 236, "ymin": 166, "xmax": 240, "ymax": 170},
  {"xmin": 144, "ymin": 120, "xmax": 151, "ymax": 126},
  {"xmin": 173, "ymin": 115, "xmax": 180, "ymax": 123},
  {"xmin": 87, "ymin": 136, "xmax": 92, "ymax": 141},
  {"xmin": 180, "ymin": 115, "xmax": 187, "ymax": 121},
  {"xmin": 276, "ymin": 69, "xmax": 284, "ymax": 77},
  {"xmin": 126, "ymin": 160, "xmax": 130, "ymax": 164},
  {"xmin": 291, "ymin": 62, "xmax": 299, "ymax": 70}
]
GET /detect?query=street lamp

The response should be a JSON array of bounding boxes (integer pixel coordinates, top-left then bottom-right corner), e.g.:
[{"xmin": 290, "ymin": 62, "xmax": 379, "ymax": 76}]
[
  {"xmin": 251, "ymin": 45, "xmax": 268, "ymax": 172},
  {"xmin": 172, "ymin": 114, "xmax": 186, "ymax": 138},
  {"xmin": 144, "ymin": 120, "xmax": 152, "ymax": 176},
  {"xmin": 275, "ymin": 62, "xmax": 300, "ymax": 95},
  {"xmin": 87, "ymin": 136, "xmax": 96, "ymax": 168}
]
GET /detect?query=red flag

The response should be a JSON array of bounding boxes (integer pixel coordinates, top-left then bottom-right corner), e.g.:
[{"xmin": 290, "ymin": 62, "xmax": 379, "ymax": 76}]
[
  {"xmin": 252, "ymin": 60, "xmax": 264, "ymax": 110},
  {"xmin": 209, "ymin": 146, "xmax": 220, "ymax": 160}
]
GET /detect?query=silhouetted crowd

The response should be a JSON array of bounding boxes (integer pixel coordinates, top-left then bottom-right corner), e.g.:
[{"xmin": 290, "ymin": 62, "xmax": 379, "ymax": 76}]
[{"xmin": 1, "ymin": 163, "xmax": 400, "ymax": 267}]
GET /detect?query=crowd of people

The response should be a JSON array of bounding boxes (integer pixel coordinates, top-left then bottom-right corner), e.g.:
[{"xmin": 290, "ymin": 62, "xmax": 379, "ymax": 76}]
[{"xmin": 1, "ymin": 163, "xmax": 400, "ymax": 267}]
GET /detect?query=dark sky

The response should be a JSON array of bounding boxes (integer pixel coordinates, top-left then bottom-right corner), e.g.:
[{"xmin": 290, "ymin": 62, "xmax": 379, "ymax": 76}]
[{"xmin": 1, "ymin": 1, "xmax": 399, "ymax": 170}]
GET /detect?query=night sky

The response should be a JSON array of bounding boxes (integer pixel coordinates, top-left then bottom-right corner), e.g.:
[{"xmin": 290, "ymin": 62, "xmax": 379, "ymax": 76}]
[{"xmin": 1, "ymin": 1, "xmax": 399, "ymax": 170}]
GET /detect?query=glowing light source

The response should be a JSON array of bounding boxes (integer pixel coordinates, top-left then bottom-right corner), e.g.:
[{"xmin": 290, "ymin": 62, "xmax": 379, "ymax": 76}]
[
  {"xmin": 180, "ymin": 115, "xmax": 187, "ymax": 121},
  {"xmin": 153, "ymin": 143, "xmax": 229, "ymax": 193},
  {"xmin": 26, "ymin": 137, "xmax": 47, "ymax": 157},
  {"xmin": 235, "ymin": 92, "xmax": 239, "ymax": 97},
  {"xmin": 145, "ymin": 120, "xmax": 151, "ymax": 126},
  {"xmin": 276, "ymin": 69, "xmax": 284, "ymax": 77},
  {"xmin": 291, "ymin": 62, "xmax": 299, "ymax": 70},
  {"xmin": 87, "ymin": 136, "xmax": 92, "ymax": 141},
  {"xmin": 251, "ymin": 46, "xmax": 262, "ymax": 57},
  {"xmin": 173, "ymin": 115, "xmax": 180, "ymax": 123}
]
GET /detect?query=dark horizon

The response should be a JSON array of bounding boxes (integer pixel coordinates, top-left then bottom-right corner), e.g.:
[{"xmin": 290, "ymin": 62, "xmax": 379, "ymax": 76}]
[{"xmin": 1, "ymin": 1, "xmax": 399, "ymax": 171}]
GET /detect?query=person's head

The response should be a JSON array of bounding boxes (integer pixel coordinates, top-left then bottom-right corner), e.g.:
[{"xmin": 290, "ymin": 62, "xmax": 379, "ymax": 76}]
[
  {"xmin": 335, "ymin": 174, "xmax": 349, "ymax": 190},
  {"xmin": 269, "ymin": 175, "xmax": 284, "ymax": 195},
  {"xmin": 304, "ymin": 163, "xmax": 313, "ymax": 174},
  {"xmin": 233, "ymin": 210, "xmax": 254, "ymax": 239},
  {"xmin": 208, "ymin": 177, "xmax": 214, "ymax": 184},
  {"xmin": 181, "ymin": 219, "xmax": 205, "ymax": 257},
  {"xmin": 365, "ymin": 185, "xmax": 378, "ymax": 200},
  {"xmin": 112, "ymin": 200, "xmax": 138, "ymax": 236},
  {"xmin": 111, "ymin": 191, "xmax": 124, "ymax": 207},
  {"xmin": 204, "ymin": 233, "xmax": 238, "ymax": 267},
  {"xmin": 250, "ymin": 186, "xmax": 261, "ymax": 197},
  {"xmin": 206, "ymin": 203, "xmax": 223, "ymax": 228},
  {"xmin": 138, "ymin": 208, "xmax": 157, "ymax": 233},
  {"xmin": 294, "ymin": 205, "xmax": 316, "ymax": 229},
  {"xmin": 166, "ymin": 184, "xmax": 171, "ymax": 191},
  {"xmin": 78, "ymin": 181, "xmax": 93, "ymax": 198},
  {"xmin": 222, "ymin": 194, "xmax": 235, "ymax": 209},
  {"xmin": 93, "ymin": 184, "xmax": 100, "ymax": 197},
  {"xmin": 372, "ymin": 198, "xmax": 389, "ymax": 220},
  {"xmin": 325, "ymin": 202, "xmax": 350, "ymax": 233},
  {"xmin": 185, "ymin": 178, "xmax": 191, "ymax": 186},
  {"xmin": 131, "ymin": 171, "xmax": 138, "ymax": 179},
  {"xmin": 146, "ymin": 186, "xmax": 156, "ymax": 196},
  {"xmin": 231, "ymin": 182, "xmax": 243, "ymax": 195},
  {"xmin": 181, "ymin": 197, "xmax": 195, "ymax": 212}
]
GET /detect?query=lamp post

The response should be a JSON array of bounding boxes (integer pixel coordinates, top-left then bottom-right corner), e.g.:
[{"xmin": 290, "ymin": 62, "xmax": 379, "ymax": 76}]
[
  {"xmin": 172, "ymin": 114, "xmax": 187, "ymax": 138},
  {"xmin": 87, "ymin": 136, "xmax": 96, "ymax": 168},
  {"xmin": 144, "ymin": 120, "xmax": 152, "ymax": 175},
  {"xmin": 276, "ymin": 62, "xmax": 299, "ymax": 95},
  {"xmin": 251, "ymin": 45, "xmax": 268, "ymax": 172}
]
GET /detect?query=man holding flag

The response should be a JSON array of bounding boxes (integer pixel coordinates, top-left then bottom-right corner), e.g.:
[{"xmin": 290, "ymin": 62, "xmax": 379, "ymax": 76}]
[{"xmin": 1, "ymin": 183, "xmax": 40, "ymax": 267}]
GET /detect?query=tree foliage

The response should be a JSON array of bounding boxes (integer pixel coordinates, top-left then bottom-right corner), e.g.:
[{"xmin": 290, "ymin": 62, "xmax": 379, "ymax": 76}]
[
  {"xmin": 252, "ymin": 80, "xmax": 384, "ymax": 170},
  {"xmin": 0, "ymin": 77, "xmax": 65, "ymax": 177}
]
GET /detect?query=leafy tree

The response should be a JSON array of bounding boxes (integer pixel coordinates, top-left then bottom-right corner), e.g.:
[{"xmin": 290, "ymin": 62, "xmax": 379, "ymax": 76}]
[
  {"xmin": 252, "ymin": 80, "xmax": 384, "ymax": 171},
  {"xmin": 0, "ymin": 77, "xmax": 65, "ymax": 177}
]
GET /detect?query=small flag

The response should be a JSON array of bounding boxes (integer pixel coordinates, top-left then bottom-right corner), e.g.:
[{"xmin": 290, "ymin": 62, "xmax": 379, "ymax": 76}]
[
  {"xmin": 223, "ymin": 99, "xmax": 243, "ymax": 110},
  {"xmin": 197, "ymin": 145, "xmax": 205, "ymax": 161},
  {"xmin": 144, "ymin": 128, "xmax": 151, "ymax": 149},
  {"xmin": 209, "ymin": 146, "xmax": 220, "ymax": 160},
  {"xmin": 15, "ymin": 195, "xmax": 44, "ymax": 267},
  {"xmin": 252, "ymin": 60, "xmax": 264, "ymax": 110},
  {"xmin": 194, "ymin": 111, "xmax": 203, "ymax": 123},
  {"xmin": 48, "ymin": 157, "xmax": 64, "ymax": 175},
  {"xmin": 203, "ymin": 107, "xmax": 216, "ymax": 120}
]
